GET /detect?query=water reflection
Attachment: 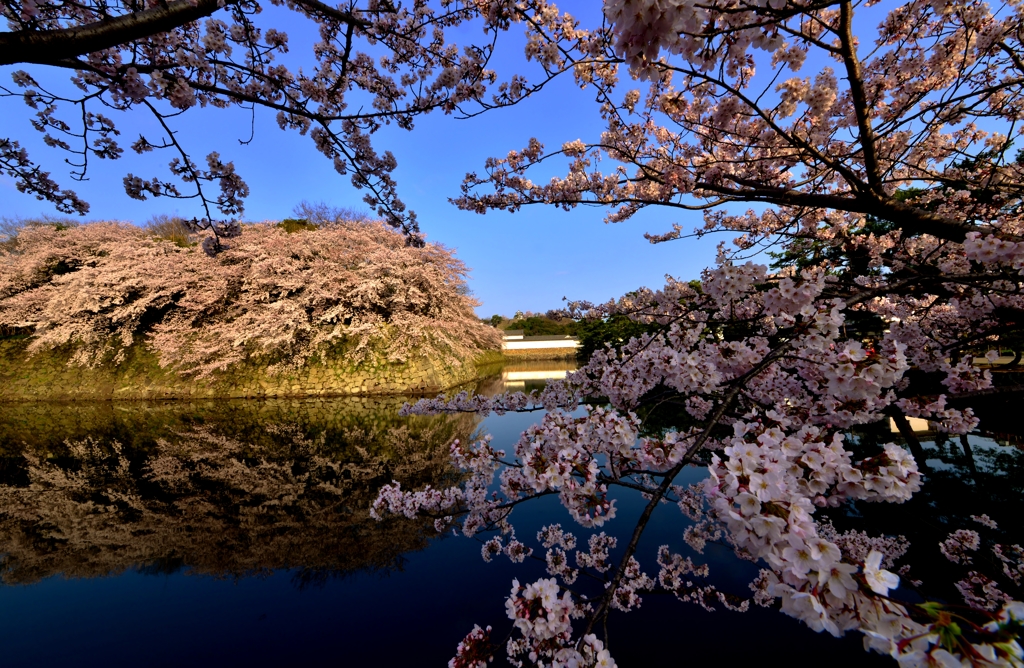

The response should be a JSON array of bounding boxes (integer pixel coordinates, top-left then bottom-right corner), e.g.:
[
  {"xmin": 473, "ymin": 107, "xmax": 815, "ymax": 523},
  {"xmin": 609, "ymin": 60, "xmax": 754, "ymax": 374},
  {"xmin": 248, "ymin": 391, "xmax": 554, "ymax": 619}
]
[
  {"xmin": 0, "ymin": 360, "xmax": 571, "ymax": 589},
  {"xmin": 821, "ymin": 424, "xmax": 1024, "ymax": 614},
  {"xmin": 1, "ymin": 366, "xmax": 1020, "ymax": 667},
  {"xmin": 0, "ymin": 397, "xmax": 478, "ymax": 586},
  {"xmin": 476, "ymin": 358, "xmax": 578, "ymax": 395}
]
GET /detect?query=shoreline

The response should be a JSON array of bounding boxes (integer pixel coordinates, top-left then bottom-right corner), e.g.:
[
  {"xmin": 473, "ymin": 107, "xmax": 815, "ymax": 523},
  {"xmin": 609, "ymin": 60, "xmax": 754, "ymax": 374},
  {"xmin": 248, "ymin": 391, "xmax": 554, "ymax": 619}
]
[{"xmin": 0, "ymin": 339, "xmax": 507, "ymax": 403}]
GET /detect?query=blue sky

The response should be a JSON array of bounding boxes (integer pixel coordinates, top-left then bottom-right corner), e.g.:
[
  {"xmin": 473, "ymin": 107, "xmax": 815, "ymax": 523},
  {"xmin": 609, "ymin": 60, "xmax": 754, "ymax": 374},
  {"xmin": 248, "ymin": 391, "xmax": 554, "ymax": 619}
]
[{"xmin": 1, "ymin": 2, "xmax": 723, "ymax": 317}]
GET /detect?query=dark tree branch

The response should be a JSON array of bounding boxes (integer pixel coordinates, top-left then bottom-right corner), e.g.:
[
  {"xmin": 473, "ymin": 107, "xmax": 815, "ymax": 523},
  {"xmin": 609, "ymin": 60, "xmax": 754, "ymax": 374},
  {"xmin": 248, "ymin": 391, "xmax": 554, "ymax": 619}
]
[
  {"xmin": 837, "ymin": 0, "xmax": 883, "ymax": 193},
  {"xmin": 700, "ymin": 179, "xmax": 980, "ymax": 243},
  {"xmin": 0, "ymin": 0, "xmax": 366, "ymax": 67},
  {"xmin": 2, "ymin": 0, "xmax": 232, "ymax": 66}
]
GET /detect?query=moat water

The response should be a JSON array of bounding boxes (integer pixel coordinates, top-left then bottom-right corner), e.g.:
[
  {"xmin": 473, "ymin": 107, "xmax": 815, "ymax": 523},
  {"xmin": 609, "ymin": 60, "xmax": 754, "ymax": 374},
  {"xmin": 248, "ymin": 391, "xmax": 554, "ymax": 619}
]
[{"xmin": 0, "ymin": 361, "xmax": 1019, "ymax": 666}]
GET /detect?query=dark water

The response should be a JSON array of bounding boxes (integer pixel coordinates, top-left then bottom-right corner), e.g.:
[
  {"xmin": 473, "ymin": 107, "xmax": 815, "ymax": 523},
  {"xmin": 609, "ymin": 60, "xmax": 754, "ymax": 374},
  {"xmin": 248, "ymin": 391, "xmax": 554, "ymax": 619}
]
[{"xmin": 0, "ymin": 364, "xmax": 1019, "ymax": 667}]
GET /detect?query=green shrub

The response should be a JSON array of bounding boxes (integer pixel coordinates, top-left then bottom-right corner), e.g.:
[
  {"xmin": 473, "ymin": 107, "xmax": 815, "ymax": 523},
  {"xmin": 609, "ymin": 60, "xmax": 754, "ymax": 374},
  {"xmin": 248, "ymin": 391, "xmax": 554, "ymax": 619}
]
[
  {"xmin": 504, "ymin": 316, "xmax": 578, "ymax": 337},
  {"xmin": 575, "ymin": 315, "xmax": 658, "ymax": 361},
  {"xmin": 278, "ymin": 218, "xmax": 320, "ymax": 233},
  {"xmin": 145, "ymin": 214, "xmax": 193, "ymax": 247}
]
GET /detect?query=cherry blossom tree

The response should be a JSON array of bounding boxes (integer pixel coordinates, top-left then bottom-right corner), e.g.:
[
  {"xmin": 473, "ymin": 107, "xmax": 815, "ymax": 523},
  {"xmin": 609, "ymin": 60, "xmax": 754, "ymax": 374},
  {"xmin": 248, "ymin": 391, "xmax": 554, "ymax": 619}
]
[
  {"xmin": 0, "ymin": 217, "xmax": 499, "ymax": 374},
  {"xmin": 372, "ymin": 1, "xmax": 1024, "ymax": 666}
]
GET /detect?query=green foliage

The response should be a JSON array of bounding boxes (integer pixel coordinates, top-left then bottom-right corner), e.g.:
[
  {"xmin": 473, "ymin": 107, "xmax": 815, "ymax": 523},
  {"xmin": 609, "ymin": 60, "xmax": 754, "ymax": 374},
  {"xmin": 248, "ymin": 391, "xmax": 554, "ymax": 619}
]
[
  {"xmin": 489, "ymin": 314, "xmax": 503, "ymax": 327},
  {"xmin": 574, "ymin": 314, "xmax": 658, "ymax": 361},
  {"xmin": 278, "ymin": 218, "xmax": 320, "ymax": 233},
  {"xmin": 505, "ymin": 315, "xmax": 578, "ymax": 337},
  {"xmin": 145, "ymin": 214, "xmax": 193, "ymax": 247}
]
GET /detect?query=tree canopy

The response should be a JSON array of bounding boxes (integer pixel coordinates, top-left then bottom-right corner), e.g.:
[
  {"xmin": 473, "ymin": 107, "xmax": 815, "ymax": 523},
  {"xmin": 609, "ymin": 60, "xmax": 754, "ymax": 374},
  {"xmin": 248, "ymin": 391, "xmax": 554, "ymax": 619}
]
[
  {"xmin": 376, "ymin": 2, "xmax": 1024, "ymax": 666},
  {"xmin": 1, "ymin": 0, "xmax": 553, "ymax": 238}
]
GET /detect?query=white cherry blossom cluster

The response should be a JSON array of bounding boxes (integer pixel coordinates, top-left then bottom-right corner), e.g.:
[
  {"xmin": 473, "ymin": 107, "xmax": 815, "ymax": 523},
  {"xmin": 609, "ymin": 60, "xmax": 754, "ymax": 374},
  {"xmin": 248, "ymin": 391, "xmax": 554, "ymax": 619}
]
[
  {"xmin": 538, "ymin": 525, "xmax": 580, "ymax": 585},
  {"xmin": 608, "ymin": 557, "xmax": 655, "ymax": 612},
  {"xmin": 973, "ymin": 514, "xmax": 1000, "ymax": 530},
  {"xmin": 749, "ymin": 569, "xmax": 777, "ymax": 608},
  {"xmin": 957, "ymin": 572, "xmax": 1012, "ymax": 612},
  {"xmin": 601, "ymin": 0, "xmax": 694, "ymax": 79},
  {"xmin": 656, "ymin": 545, "xmax": 709, "ymax": 591},
  {"xmin": 940, "ymin": 529, "xmax": 982, "ymax": 565},
  {"xmin": 503, "ymin": 578, "xmax": 617, "ymax": 668},
  {"xmin": 817, "ymin": 522, "xmax": 910, "ymax": 571},
  {"xmin": 539, "ymin": 524, "xmax": 578, "ymax": 551},
  {"xmin": 575, "ymin": 533, "xmax": 617, "ymax": 574},
  {"xmin": 479, "ymin": 533, "xmax": 534, "ymax": 564},
  {"xmin": 897, "ymin": 397, "xmax": 981, "ymax": 436},
  {"xmin": 654, "ymin": 546, "xmax": 745, "ymax": 613},
  {"xmin": 496, "ymin": 407, "xmax": 644, "ymax": 528},
  {"xmin": 0, "ymin": 221, "xmax": 499, "ymax": 376},
  {"xmin": 702, "ymin": 261, "xmax": 768, "ymax": 309},
  {"xmin": 428, "ymin": 0, "xmax": 1024, "ymax": 663},
  {"xmin": 602, "ymin": 0, "xmax": 787, "ymax": 79},
  {"xmin": 449, "ymin": 624, "xmax": 494, "ymax": 668},
  {"xmin": 375, "ymin": 245, "xmax": 1022, "ymax": 665},
  {"xmin": 994, "ymin": 544, "xmax": 1024, "ymax": 587},
  {"xmin": 683, "ymin": 519, "xmax": 723, "ymax": 554},
  {"xmin": 963, "ymin": 232, "xmax": 1024, "ymax": 268},
  {"xmin": 934, "ymin": 520, "xmax": 1024, "ymax": 619},
  {"xmin": 370, "ymin": 481, "xmax": 463, "ymax": 521},
  {"xmin": 695, "ymin": 416, "xmax": 1021, "ymax": 662},
  {"xmin": 764, "ymin": 269, "xmax": 827, "ymax": 324},
  {"xmin": 373, "ymin": 407, "xmax": 641, "ymax": 545}
]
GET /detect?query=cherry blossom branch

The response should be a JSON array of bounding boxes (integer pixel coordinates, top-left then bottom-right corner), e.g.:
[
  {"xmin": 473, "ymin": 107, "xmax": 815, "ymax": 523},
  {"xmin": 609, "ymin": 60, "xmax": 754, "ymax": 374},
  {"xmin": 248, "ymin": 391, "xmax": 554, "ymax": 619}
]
[
  {"xmin": 0, "ymin": 0, "xmax": 241, "ymax": 67},
  {"xmin": 583, "ymin": 344, "xmax": 787, "ymax": 638},
  {"xmin": 837, "ymin": 0, "xmax": 882, "ymax": 194}
]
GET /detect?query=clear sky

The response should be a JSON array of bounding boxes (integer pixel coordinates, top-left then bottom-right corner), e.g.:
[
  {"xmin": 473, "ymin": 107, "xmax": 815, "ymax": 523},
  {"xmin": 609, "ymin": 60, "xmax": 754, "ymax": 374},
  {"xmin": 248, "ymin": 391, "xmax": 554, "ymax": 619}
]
[{"xmin": 0, "ymin": 2, "xmax": 725, "ymax": 317}]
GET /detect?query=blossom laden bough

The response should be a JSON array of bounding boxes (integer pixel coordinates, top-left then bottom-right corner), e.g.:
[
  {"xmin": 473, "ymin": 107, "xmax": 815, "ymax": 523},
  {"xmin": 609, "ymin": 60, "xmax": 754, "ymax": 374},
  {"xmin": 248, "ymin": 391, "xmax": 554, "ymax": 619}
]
[
  {"xmin": 1, "ymin": 0, "xmax": 602, "ymax": 238},
  {"xmin": 378, "ymin": 0, "xmax": 1024, "ymax": 661}
]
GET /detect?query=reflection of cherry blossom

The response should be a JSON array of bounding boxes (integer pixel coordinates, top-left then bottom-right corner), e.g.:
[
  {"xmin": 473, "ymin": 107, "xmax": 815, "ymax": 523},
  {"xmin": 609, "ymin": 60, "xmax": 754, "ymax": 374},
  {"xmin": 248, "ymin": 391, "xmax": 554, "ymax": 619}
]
[{"xmin": 0, "ymin": 404, "xmax": 478, "ymax": 585}]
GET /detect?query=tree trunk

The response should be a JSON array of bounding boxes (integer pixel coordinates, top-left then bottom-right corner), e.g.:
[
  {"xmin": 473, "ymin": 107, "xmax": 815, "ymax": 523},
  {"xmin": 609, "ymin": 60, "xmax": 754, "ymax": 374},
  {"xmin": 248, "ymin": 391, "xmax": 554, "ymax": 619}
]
[
  {"xmin": 959, "ymin": 434, "xmax": 978, "ymax": 476},
  {"xmin": 888, "ymin": 408, "xmax": 930, "ymax": 472},
  {"xmin": 1007, "ymin": 349, "xmax": 1023, "ymax": 369}
]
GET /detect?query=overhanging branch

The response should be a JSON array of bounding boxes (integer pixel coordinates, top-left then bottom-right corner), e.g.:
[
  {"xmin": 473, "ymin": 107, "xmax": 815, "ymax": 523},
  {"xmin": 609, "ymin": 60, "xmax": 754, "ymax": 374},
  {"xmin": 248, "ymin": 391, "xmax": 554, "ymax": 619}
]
[
  {"xmin": 699, "ymin": 179, "xmax": 979, "ymax": 243},
  {"xmin": 1, "ymin": 0, "xmax": 230, "ymax": 66},
  {"xmin": 0, "ymin": 0, "xmax": 365, "ymax": 67}
]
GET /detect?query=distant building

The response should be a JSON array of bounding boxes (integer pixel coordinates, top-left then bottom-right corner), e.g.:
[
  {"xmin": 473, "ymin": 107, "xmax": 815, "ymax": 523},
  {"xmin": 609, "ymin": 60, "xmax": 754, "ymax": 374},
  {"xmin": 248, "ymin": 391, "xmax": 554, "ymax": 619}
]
[{"xmin": 501, "ymin": 332, "xmax": 579, "ymax": 359}]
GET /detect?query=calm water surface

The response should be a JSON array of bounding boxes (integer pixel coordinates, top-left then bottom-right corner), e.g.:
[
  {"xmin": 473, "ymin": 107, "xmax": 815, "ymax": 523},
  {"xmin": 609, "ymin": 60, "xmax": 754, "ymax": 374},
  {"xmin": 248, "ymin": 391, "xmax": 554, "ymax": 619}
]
[{"xmin": 0, "ymin": 362, "xmax": 1019, "ymax": 666}]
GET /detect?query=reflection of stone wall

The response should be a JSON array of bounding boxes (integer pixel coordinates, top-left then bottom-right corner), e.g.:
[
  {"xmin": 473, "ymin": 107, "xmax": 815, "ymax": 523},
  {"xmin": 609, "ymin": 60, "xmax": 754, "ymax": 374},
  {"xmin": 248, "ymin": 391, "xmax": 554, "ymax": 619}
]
[
  {"xmin": 500, "ymin": 348, "xmax": 578, "ymax": 360},
  {"xmin": 0, "ymin": 395, "xmax": 467, "ymax": 456},
  {"xmin": 475, "ymin": 358, "xmax": 578, "ymax": 396},
  {"xmin": 0, "ymin": 339, "xmax": 503, "ymax": 401},
  {"xmin": 0, "ymin": 398, "xmax": 478, "ymax": 584}
]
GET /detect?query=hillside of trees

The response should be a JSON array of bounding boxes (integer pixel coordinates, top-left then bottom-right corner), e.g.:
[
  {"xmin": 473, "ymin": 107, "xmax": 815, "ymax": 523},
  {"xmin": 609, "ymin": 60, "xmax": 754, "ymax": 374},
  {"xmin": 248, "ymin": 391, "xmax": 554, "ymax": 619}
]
[{"xmin": 0, "ymin": 216, "xmax": 499, "ymax": 377}]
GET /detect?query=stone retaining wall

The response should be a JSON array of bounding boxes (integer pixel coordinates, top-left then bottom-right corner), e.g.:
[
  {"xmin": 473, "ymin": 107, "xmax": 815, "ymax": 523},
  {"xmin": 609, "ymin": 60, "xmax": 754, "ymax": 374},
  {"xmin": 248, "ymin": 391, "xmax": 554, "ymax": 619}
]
[{"xmin": 0, "ymin": 338, "xmax": 504, "ymax": 402}]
